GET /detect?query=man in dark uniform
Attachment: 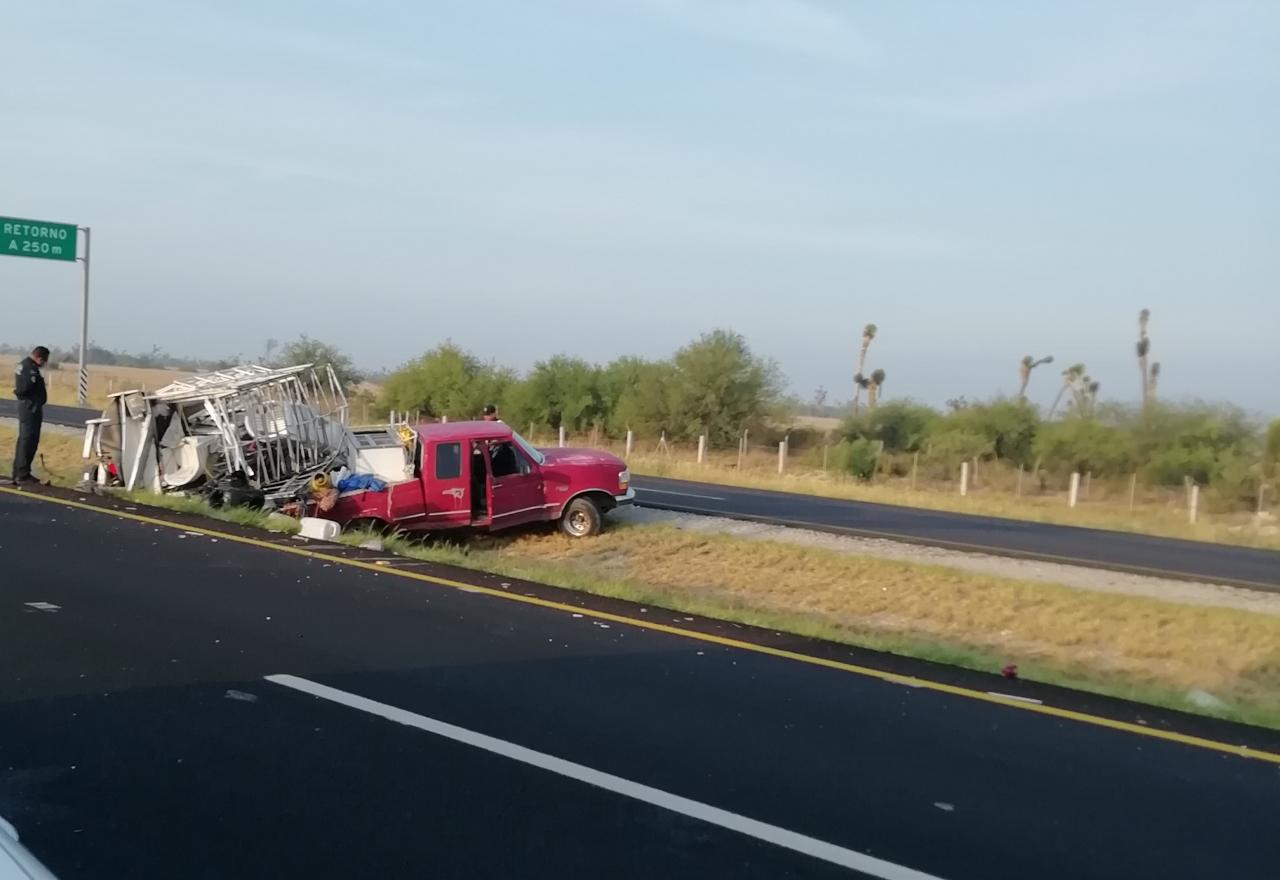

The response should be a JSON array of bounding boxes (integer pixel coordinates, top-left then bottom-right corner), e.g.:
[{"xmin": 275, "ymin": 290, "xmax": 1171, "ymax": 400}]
[{"xmin": 11, "ymin": 346, "xmax": 50, "ymax": 484}]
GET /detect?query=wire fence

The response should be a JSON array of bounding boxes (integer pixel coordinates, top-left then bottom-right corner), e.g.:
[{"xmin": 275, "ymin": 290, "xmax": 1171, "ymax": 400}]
[{"xmin": 522, "ymin": 426, "xmax": 1277, "ymax": 535}]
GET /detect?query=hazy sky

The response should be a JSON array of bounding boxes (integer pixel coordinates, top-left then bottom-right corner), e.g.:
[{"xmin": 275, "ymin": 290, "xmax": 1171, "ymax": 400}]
[{"xmin": 2, "ymin": 1, "xmax": 1277, "ymax": 413}]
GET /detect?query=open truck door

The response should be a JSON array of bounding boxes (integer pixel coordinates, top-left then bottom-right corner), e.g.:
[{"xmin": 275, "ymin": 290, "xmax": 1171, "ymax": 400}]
[{"xmin": 486, "ymin": 438, "xmax": 546, "ymax": 528}]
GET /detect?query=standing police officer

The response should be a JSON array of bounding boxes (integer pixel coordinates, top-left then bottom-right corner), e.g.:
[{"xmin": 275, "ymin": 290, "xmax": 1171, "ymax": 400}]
[{"xmin": 11, "ymin": 345, "xmax": 50, "ymax": 485}]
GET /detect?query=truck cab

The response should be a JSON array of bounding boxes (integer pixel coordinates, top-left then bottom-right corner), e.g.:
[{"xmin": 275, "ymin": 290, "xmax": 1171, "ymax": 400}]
[{"xmin": 324, "ymin": 421, "xmax": 633, "ymax": 537}]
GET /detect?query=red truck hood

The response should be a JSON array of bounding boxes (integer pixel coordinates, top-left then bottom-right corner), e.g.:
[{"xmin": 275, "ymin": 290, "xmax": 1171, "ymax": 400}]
[{"xmin": 539, "ymin": 447, "xmax": 625, "ymax": 469}]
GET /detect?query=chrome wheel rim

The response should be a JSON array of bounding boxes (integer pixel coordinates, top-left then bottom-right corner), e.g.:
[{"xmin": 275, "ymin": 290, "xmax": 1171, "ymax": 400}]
[{"xmin": 568, "ymin": 509, "xmax": 590, "ymax": 535}]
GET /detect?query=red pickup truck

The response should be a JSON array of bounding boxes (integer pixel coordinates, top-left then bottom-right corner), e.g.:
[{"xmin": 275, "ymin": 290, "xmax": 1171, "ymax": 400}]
[{"xmin": 320, "ymin": 421, "xmax": 634, "ymax": 537}]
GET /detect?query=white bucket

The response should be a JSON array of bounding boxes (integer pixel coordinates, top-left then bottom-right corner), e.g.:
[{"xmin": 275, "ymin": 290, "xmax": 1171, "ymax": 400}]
[{"xmin": 298, "ymin": 517, "xmax": 340, "ymax": 541}]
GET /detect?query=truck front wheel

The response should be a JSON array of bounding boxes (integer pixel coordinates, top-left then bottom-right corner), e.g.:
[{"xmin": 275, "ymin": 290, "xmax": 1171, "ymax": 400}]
[{"xmin": 560, "ymin": 497, "xmax": 603, "ymax": 538}]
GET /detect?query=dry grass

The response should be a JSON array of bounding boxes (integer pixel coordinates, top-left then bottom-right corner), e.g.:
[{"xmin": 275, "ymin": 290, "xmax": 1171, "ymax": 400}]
[
  {"xmin": 469, "ymin": 524, "xmax": 1280, "ymax": 726},
  {"xmin": 35, "ymin": 363, "xmax": 188, "ymax": 409},
  {"xmin": 790, "ymin": 415, "xmax": 842, "ymax": 431},
  {"xmin": 620, "ymin": 452, "xmax": 1280, "ymax": 551},
  {"xmin": 0, "ymin": 424, "xmax": 87, "ymax": 485}
]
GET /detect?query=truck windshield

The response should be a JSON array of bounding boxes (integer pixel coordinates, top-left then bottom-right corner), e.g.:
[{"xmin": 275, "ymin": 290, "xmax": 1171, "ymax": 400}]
[{"xmin": 510, "ymin": 430, "xmax": 546, "ymax": 465}]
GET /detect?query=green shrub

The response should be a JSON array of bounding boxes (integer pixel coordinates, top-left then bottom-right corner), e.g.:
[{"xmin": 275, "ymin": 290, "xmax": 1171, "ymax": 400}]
[
  {"xmin": 941, "ymin": 399, "xmax": 1040, "ymax": 465},
  {"xmin": 843, "ymin": 400, "xmax": 939, "ymax": 453},
  {"xmin": 833, "ymin": 438, "xmax": 879, "ymax": 480},
  {"xmin": 925, "ymin": 429, "xmax": 994, "ymax": 468},
  {"xmin": 1034, "ymin": 419, "xmax": 1134, "ymax": 476}
]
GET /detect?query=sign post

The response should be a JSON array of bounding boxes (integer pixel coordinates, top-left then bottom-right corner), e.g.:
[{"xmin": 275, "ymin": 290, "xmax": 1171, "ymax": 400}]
[
  {"xmin": 78, "ymin": 227, "xmax": 90, "ymax": 405},
  {"xmin": 0, "ymin": 215, "xmax": 91, "ymax": 404}
]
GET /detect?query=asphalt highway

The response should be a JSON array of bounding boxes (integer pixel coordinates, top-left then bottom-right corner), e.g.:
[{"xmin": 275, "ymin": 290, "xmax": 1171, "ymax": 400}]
[
  {"xmin": 2, "ymin": 486, "xmax": 1280, "ymax": 879},
  {"xmin": 631, "ymin": 476, "xmax": 1280, "ymax": 590},
  {"xmin": 7, "ymin": 398, "xmax": 1280, "ymax": 590},
  {"xmin": 0, "ymin": 400, "xmax": 99, "ymax": 431}
]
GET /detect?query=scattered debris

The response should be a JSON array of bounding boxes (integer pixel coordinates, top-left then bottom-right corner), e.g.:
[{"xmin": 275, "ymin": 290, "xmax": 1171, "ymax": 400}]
[
  {"xmin": 224, "ymin": 690, "xmax": 259, "ymax": 703},
  {"xmin": 987, "ymin": 692, "xmax": 1042, "ymax": 705},
  {"xmin": 358, "ymin": 538, "xmax": 384, "ymax": 552},
  {"xmin": 1186, "ymin": 689, "xmax": 1228, "ymax": 711},
  {"xmin": 1001, "ymin": 664, "xmax": 1019, "ymax": 679},
  {"xmin": 933, "ymin": 802, "xmax": 955, "ymax": 812},
  {"xmin": 299, "ymin": 517, "xmax": 340, "ymax": 541},
  {"xmin": 23, "ymin": 601, "xmax": 61, "ymax": 613}
]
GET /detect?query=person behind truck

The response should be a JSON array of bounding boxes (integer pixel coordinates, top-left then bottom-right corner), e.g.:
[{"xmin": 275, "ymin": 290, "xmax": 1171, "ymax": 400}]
[
  {"xmin": 481, "ymin": 404, "xmax": 500, "ymax": 422},
  {"xmin": 11, "ymin": 345, "xmax": 50, "ymax": 485}
]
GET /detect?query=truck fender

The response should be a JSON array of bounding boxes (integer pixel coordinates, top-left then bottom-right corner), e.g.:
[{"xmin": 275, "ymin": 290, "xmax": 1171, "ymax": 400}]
[{"xmin": 556, "ymin": 489, "xmax": 617, "ymax": 519}]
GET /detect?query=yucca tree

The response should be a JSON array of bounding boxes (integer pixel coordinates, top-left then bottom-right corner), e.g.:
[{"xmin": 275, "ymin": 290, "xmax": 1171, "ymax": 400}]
[
  {"xmin": 1137, "ymin": 308, "xmax": 1153, "ymax": 409},
  {"xmin": 1068, "ymin": 371, "xmax": 1101, "ymax": 416},
  {"xmin": 852, "ymin": 323, "xmax": 877, "ymax": 412},
  {"xmin": 1083, "ymin": 379, "xmax": 1101, "ymax": 417},
  {"xmin": 1149, "ymin": 362, "xmax": 1161, "ymax": 399},
  {"xmin": 1017, "ymin": 354, "xmax": 1054, "ymax": 401},
  {"xmin": 1049, "ymin": 362, "xmax": 1086, "ymax": 418},
  {"xmin": 867, "ymin": 368, "xmax": 886, "ymax": 410}
]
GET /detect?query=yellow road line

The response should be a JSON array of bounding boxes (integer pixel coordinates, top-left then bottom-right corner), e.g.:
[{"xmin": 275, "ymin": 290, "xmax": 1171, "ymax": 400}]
[{"xmin": 4, "ymin": 484, "xmax": 1279, "ymax": 766}]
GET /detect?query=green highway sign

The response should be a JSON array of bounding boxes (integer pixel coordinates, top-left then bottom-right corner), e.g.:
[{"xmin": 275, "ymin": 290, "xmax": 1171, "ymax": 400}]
[{"xmin": 1, "ymin": 215, "xmax": 78, "ymax": 261}]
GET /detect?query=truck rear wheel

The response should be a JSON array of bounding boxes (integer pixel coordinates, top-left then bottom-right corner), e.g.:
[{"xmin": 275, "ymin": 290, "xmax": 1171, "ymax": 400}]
[{"xmin": 560, "ymin": 497, "xmax": 603, "ymax": 538}]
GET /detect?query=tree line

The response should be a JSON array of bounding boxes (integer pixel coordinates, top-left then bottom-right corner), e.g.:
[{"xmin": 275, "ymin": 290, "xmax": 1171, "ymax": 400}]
[
  {"xmin": 837, "ymin": 398, "xmax": 1279, "ymax": 504},
  {"xmin": 378, "ymin": 329, "xmax": 783, "ymax": 445}
]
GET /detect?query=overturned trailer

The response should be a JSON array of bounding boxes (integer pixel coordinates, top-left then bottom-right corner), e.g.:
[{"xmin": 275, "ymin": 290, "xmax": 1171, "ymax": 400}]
[{"xmin": 81, "ymin": 364, "xmax": 408, "ymax": 507}]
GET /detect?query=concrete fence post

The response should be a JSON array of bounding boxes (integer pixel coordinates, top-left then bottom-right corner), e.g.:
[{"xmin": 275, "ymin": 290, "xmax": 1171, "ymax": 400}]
[
  {"xmin": 1069, "ymin": 472, "xmax": 1080, "ymax": 508},
  {"xmin": 959, "ymin": 461, "xmax": 969, "ymax": 497},
  {"xmin": 558, "ymin": 425, "xmax": 566, "ymax": 448},
  {"xmin": 777, "ymin": 440, "xmax": 786, "ymax": 475},
  {"xmin": 697, "ymin": 435, "xmax": 706, "ymax": 465},
  {"xmin": 911, "ymin": 452, "xmax": 919, "ymax": 491},
  {"xmin": 1189, "ymin": 484, "xmax": 1200, "ymax": 524},
  {"xmin": 1016, "ymin": 464, "xmax": 1024, "ymax": 497},
  {"xmin": 625, "ymin": 430, "xmax": 634, "ymax": 459},
  {"xmin": 823, "ymin": 444, "xmax": 829, "ymax": 471},
  {"xmin": 1128, "ymin": 473, "xmax": 1138, "ymax": 513}
]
